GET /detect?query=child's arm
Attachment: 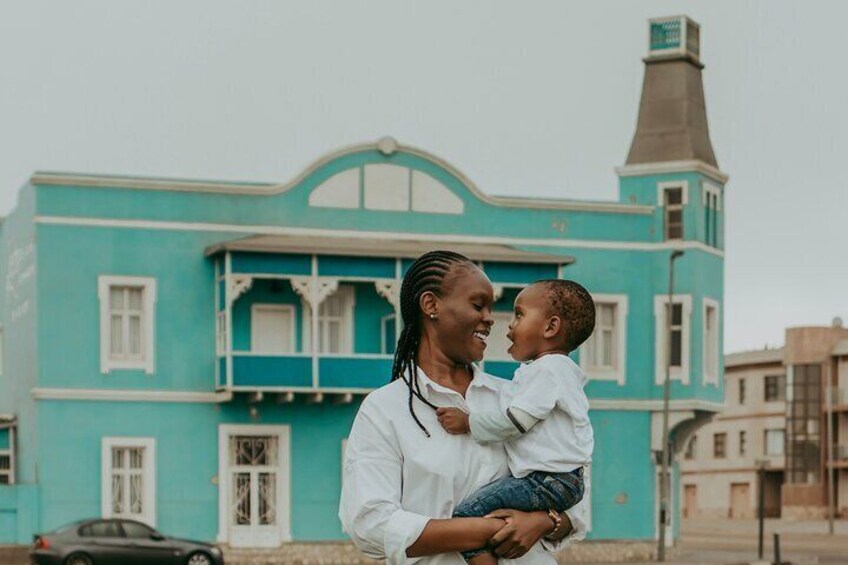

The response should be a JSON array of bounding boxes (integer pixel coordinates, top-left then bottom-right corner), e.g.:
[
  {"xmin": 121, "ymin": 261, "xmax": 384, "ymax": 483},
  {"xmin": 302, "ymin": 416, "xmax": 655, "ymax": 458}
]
[{"xmin": 436, "ymin": 407, "xmax": 540, "ymax": 443}]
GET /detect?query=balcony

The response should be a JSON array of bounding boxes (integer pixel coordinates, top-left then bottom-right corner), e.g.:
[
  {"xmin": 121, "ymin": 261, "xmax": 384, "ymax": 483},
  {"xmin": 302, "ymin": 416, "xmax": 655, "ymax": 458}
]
[
  {"xmin": 206, "ymin": 239, "xmax": 572, "ymax": 397},
  {"xmin": 826, "ymin": 444, "xmax": 848, "ymax": 469},
  {"xmin": 830, "ymin": 387, "xmax": 848, "ymax": 411}
]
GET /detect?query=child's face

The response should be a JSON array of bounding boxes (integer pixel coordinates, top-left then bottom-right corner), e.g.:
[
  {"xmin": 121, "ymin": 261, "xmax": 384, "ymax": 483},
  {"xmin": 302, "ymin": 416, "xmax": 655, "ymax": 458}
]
[{"xmin": 507, "ymin": 284, "xmax": 553, "ymax": 362}]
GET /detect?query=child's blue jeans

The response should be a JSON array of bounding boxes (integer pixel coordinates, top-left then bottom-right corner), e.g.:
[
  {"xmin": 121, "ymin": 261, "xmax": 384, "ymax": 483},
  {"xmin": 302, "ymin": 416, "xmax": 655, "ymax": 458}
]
[{"xmin": 452, "ymin": 468, "xmax": 584, "ymax": 561}]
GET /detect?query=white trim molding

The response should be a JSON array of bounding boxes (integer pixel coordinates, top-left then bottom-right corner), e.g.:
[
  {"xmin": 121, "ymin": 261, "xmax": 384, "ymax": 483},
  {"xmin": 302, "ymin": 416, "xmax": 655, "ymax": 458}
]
[
  {"xmin": 35, "ymin": 216, "xmax": 725, "ymax": 258},
  {"xmin": 589, "ymin": 398, "xmax": 724, "ymax": 413},
  {"xmin": 32, "ymin": 387, "xmax": 233, "ymax": 403},
  {"xmin": 31, "ymin": 138, "xmax": 653, "ymax": 215},
  {"xmin": 98, "ymin": 275, "xmax": 157, "ymax": 374},
  {"xmin": 654, "ymin": 294, "xmax": 693, "ymax": 385},
  {"xmin": 101, "ymin": 436, "xmax": 156, "ymax": 527},
  {"xmin": 615, "ymin": 160, "xmax": 729, "ymax": 184},
  {"xmin": 702, "ymin": 297, "xmax": 721, "ymax": 387},
  {"xmin": 579, "ymin": 294, "xmax": 629, "ymax": 385}
]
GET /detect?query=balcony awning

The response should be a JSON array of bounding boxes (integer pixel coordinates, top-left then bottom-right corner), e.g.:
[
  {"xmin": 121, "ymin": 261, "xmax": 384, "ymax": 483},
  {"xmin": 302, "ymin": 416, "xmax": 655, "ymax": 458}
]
[{"xmin": 205, "ymin": 234, "xmax": 574, "ymax": 265}]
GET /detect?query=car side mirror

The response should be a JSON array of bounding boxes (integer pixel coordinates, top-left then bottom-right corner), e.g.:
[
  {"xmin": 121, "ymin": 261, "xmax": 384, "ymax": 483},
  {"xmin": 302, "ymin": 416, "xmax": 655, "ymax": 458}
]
[{"xmin": 150, "ymin": 532, "xmax": 165, "ymax": 541}]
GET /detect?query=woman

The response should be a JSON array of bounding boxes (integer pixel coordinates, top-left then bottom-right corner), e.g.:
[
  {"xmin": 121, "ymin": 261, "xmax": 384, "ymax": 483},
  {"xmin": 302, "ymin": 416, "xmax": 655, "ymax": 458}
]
[{"xmin": 339, "ymin": 251, "xmax": 586, "ymax": 564}]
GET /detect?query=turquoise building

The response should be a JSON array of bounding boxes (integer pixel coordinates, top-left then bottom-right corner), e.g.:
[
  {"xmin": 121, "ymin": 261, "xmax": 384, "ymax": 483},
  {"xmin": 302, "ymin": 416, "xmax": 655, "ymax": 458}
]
[{"xmin": 0, "ymin": 16, "xmax": 726, "ymax": 551}]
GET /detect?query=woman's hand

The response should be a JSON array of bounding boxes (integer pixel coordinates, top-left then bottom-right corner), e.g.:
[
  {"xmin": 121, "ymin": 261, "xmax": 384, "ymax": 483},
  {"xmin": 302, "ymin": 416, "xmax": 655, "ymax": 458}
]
[{"xmin": 484, "ymin": 509, "xmax": 554, "ymax": 559}]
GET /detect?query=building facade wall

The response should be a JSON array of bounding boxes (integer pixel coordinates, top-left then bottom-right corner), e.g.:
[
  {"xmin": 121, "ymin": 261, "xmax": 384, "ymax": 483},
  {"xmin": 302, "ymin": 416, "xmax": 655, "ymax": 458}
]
[{"xmin": 680, "ymin": 355, "xmax": 784, "ymax": 518}]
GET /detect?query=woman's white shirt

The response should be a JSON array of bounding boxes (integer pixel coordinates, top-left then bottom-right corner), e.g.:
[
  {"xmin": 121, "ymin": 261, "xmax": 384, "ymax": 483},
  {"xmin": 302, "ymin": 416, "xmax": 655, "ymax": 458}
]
[{"xmin": 339, "ymin": 366, "xmax": 587, "ymax": 564}]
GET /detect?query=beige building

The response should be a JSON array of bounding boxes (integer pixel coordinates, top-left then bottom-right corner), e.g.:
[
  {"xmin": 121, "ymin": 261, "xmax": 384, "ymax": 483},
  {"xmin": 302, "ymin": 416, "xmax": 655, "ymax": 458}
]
[{"xmin": 680, "ymin": 321, "xmax": 848, "ymax": 520}]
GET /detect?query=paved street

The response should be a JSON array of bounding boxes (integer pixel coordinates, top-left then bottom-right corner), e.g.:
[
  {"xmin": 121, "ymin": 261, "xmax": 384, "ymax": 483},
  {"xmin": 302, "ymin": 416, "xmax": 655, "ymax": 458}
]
[
  {"xmin": 5, "ymin": 519, "xmax": 848, "ymax": 564},
  {"xmin": 599, "ymin": 518, "xmax": 848, "ymax": 564}
]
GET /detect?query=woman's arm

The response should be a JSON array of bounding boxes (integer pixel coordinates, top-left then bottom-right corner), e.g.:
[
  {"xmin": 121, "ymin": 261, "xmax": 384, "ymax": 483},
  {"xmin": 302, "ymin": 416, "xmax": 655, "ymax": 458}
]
[{"xmin": 406, "ymin": 517, "xmax": 504, "ymax": 557}]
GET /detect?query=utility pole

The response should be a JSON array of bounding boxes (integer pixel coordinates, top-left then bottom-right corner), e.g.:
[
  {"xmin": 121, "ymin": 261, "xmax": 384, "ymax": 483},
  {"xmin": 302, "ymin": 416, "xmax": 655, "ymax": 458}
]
[
  {"xmin": 657, "ymin": 249, "xmax": 684, "ymax": 561},
  {"xmin": 826, "ymin": 375, "xmax": 835, "ymax": 535},
  {"xmin": 756, "ymin": 459, "xmax": 768, "ymax": 560}
]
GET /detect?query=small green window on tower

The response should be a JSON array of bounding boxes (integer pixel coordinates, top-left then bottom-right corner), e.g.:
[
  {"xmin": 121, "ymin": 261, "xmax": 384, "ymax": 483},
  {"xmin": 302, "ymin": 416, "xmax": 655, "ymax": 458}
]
[{"xmin": 648, "ymin": 16, "xmax": 700, "ymax": 63}]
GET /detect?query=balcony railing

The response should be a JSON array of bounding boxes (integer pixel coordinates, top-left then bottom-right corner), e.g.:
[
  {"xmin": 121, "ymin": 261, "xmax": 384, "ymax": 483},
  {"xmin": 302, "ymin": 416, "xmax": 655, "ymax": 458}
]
[{"xmin": 226, "ymin": 353, "xmax": 392, "ymax": 392}]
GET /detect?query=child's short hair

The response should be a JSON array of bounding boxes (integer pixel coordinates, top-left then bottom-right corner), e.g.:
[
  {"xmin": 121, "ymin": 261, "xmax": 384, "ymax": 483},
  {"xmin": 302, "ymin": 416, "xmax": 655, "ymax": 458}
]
[{"xmin": 535, "ymin": 279, "xmax": 596, "ymax": 353}]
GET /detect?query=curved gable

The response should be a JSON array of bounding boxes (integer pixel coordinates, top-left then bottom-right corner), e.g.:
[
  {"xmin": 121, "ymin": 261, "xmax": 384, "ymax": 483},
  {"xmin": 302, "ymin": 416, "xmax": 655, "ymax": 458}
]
[{"xmin": 307, "ymin": 141, "xmax": 466, "ymax": 215}]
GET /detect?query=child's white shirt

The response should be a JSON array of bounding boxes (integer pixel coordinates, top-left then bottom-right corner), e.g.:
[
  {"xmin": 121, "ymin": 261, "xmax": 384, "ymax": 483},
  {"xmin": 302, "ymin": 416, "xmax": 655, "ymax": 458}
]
[{"xmin": 469, "ymin": 353, "xmax": 593, "ymax": 479}]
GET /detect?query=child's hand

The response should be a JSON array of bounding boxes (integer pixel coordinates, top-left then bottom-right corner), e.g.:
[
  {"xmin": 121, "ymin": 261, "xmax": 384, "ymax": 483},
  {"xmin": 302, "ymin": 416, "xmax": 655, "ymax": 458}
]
[{"xmin": 436, "ymin": 407, "xmax": 470, "ymax": 434}]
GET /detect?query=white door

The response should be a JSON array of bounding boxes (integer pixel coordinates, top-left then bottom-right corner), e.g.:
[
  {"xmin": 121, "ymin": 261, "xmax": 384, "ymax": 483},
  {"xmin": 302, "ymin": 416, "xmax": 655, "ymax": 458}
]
[
  {"xmin": 252, "ymin": 305, "xmax": 295, "ymax": 354},
  {"xmin": 219, "ymin": 427, "xmax": 291, "ymax": 548}
]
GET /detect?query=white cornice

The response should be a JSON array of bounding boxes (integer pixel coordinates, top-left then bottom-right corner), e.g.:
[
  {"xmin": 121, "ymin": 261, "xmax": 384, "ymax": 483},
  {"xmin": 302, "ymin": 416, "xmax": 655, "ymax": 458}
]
[
  {"xmin": 31, "ymin": 388, "xmax": 233, "ymax": 403},
  {"xmin": 28, "ymin": 387, "xmax": 724, "ymax": 411},
  {"xmin": 34, "ymin": 215, "xmax": 725, "ymax": 258},
  {"xmin": 30, "ymin": 138, "xmax": 651, "ymax": 215},
  {"xmin": 589, "ymin": 398, "xmax": 724, "ymax": 413},
  {"xmin": 615, "ymin": 160, "xmax": 729, "ymax": 184}
]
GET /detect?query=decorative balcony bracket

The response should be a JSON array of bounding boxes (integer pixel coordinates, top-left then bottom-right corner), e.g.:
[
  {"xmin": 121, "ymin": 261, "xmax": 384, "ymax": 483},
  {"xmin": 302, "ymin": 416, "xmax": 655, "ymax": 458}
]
[
  {"xmin": 228, "ymin": 275, "xmax": 254, "ymax": 307},
  {"xmin": 290, "ymin": 276, "xmax": 339, "ymax": 310},
  {"xmin": 374, "ymin": 280, "xmax": 401, "ymax": 310}
]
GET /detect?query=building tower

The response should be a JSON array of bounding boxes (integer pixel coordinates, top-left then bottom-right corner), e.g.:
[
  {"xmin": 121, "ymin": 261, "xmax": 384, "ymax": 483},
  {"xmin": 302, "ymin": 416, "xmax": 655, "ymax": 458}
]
[{"xmin": 616, "ymin": 15, "xmax": 729, "ymax": 546}]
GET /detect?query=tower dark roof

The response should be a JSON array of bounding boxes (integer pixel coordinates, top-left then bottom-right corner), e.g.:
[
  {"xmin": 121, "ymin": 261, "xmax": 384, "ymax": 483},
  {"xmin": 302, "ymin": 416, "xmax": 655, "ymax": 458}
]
[{"xmin": 626, "ymin": 17, "xmax": 718, "ymax": 168}]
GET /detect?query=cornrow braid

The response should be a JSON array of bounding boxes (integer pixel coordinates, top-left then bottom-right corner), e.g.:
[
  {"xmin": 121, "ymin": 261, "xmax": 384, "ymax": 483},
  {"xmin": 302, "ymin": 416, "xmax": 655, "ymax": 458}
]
[{"xmin": 391, "ymin": 250, "xmax": 474, "ymax": 437}]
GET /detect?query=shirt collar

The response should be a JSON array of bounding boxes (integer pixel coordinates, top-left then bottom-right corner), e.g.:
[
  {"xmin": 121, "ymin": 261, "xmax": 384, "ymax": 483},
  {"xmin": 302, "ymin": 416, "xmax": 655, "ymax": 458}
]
[{"xmin": 412, "ymin": 363, "xmax": 500, "ymax": 401}]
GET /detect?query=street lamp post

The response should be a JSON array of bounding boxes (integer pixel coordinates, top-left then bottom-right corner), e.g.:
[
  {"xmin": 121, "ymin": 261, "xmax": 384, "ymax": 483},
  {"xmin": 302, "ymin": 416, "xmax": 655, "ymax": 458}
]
[
  {"xmin": 657, "ymin": 249, "xmax": 684, "ymax": 561},
  {"xmin": 755, "ymin": 458, "xmax": 769, "ymax": 560}
]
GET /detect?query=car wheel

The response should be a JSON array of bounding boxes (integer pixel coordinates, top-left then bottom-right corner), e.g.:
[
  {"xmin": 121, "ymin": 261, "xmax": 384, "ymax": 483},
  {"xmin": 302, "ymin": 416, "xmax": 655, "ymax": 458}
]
[
  {"xmin": 64, "ymin": 553, "xmax": 94, "ymax": 565},
  {"xmin": 187, "ymin": 552, "xmax": 213, "ymax": 565}
]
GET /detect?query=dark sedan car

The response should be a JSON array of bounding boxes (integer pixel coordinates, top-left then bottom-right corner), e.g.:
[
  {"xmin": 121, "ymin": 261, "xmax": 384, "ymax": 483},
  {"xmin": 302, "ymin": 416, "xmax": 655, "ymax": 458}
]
[{"xmin": 30, "ymin": 518, "xmax": 224, "ymax": 565}]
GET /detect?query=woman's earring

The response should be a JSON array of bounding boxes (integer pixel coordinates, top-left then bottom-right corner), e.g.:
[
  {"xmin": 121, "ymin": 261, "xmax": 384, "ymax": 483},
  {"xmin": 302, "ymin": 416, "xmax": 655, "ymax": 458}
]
[{"xmin": 429, "ymin": 313, "xmax": 437, "ymax": 320}]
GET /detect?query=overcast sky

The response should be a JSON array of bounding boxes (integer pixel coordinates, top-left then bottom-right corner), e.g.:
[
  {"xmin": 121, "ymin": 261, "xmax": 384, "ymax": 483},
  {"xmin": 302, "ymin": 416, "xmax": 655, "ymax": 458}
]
[{"xmin": 1, "ymin": 1, "xmax": 845, "ymax": 353}]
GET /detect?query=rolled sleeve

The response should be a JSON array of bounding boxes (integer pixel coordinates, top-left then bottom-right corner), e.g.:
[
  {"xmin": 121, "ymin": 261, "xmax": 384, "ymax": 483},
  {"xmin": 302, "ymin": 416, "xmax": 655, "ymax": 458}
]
[{"xmin": 384, "ymin": 509, "xmax": 431, "ymax": 564}]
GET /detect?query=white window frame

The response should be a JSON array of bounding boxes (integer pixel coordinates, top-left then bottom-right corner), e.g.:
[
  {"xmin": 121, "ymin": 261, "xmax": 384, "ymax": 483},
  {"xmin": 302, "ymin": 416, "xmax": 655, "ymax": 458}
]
[
  {"xmin": 765, "ymin": 429, "xmax": 785, "ymax": 456},
  {"xmin": 702, "ymin": 298, "xmax": 720, "ymax": 387},
  {"xmin": 216, "ymin": 311, "xmax": 227, "ymax": 356},
  {"xmin": 0, "ymin": 450, "xmax": 10, "ymax": 484},
  {"xmin": 658, "ymin": 181, "xmax": 688, "ymax": 241},
  {"xmin": 98, "ymin": 276, "xmax": 157, "ymax": 374},
  {"xmin": 654, "ymin": 294, "xmax": 692, "ymax": 385},
  {"xmin": 101, "ymin": 436, "xmax": 156, "ymax": 527},
  {"xmin": 303, "ymin": 285, "xmax": 355, "ymax": 354},
  {"xmin": 702, "ymin": 182, "xmax": 721, "ymax": 247},
  {"xmin": 0, "ymin": 425, "xmax": 15, "ymax": 485},
  {"xmin": 250, "ymin": 304, "xmax": 296, "ymax": 354},
  {"xmin": 701, "ymin": 182, "xmax": 722, "ymax": 211},
  {"xmin": 579, "ymin": 294, "xmax": 628, "ymax": 385},
  {"xmin": 657, "ymin": 180, "xmax": 689, "ymax": 207}
]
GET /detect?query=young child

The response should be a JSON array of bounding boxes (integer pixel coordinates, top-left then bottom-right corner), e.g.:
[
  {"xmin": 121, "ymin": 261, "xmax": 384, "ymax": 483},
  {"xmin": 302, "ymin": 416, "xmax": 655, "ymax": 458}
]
[{"xmin": 436, "ymin": 279, "xmax": 595, "ymax": 565}]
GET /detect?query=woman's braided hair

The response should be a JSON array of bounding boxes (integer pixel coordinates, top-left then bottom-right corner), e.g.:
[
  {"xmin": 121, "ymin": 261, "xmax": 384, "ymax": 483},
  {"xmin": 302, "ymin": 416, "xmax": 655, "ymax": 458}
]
[{"xmin": 391, "ymin": 250, "xmax": 475, "ymax": 437}]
